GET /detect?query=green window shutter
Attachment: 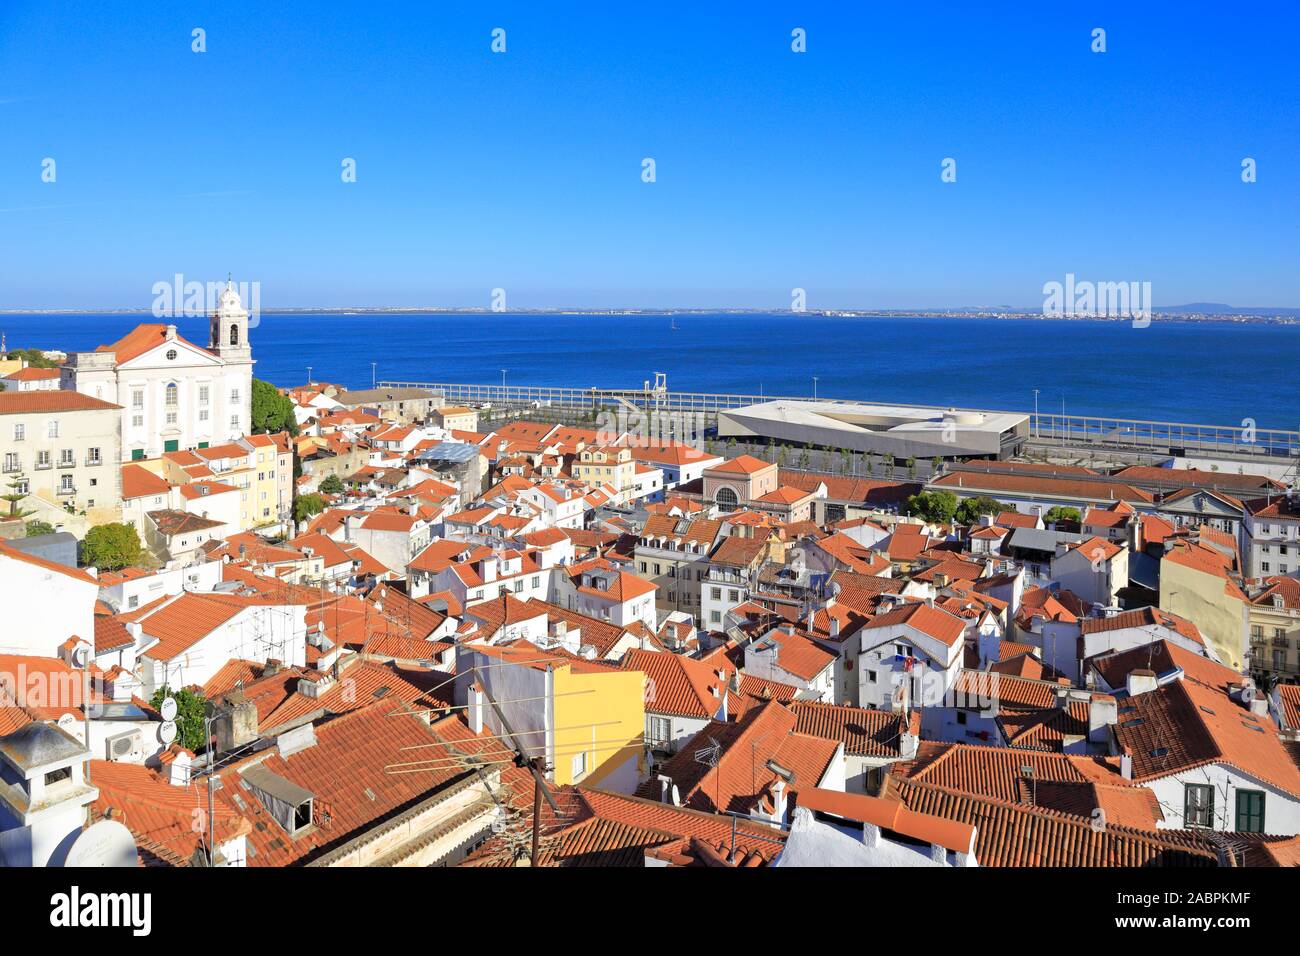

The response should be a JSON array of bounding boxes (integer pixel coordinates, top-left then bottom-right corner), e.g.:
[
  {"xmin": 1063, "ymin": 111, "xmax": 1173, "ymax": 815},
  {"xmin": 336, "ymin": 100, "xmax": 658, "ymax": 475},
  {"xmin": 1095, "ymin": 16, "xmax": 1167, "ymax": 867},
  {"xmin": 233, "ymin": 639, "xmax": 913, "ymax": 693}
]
[
  {"xmin": 164, "ymin": 440, "xmax": 179, "ymax": 453},
  {"xmin": 131, "ymin": 449, "xmax": 145, "ymax": 461},
  {"xmin": 1235, "ymin": 790, "xmax": 1265, "ymax": 833}
]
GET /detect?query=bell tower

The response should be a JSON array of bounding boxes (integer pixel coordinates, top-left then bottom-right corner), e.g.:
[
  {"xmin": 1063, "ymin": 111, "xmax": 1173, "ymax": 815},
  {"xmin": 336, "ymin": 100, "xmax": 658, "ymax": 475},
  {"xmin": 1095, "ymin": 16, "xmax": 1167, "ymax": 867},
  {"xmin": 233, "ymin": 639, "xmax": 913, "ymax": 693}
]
[{"xmin": 210, "ymin": 275, "xmax": 252, "ymax": 361}]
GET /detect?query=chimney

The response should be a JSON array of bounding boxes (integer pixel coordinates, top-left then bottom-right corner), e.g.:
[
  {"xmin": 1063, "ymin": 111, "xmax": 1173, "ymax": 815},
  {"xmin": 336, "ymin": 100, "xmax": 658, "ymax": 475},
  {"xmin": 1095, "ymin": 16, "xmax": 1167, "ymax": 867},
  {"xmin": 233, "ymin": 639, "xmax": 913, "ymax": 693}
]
[
  {"xmin": 1120, "ymin": 749, "xmax": 1133, "ymax": 780},
  {"xmin": 1126, "ymin": 669, "xmax": 1158, "ymax": 697},
  {"xmin": 165, "ymin": 747, "xmax": 193, "ymax": 787},
  {"xmin": 829, "ymin": 615, "xmax": 841, "ymax": 639},
  {"xmin": 467, "ymin": 682, "xmax": 486, "ymax": 734},
  {"xmin": 1089, "ymin": 695, "xmax": 1118, "ymax": 742},
  {"xmin": 1127, "ymin": 512, "xmax": 1144, "ymax": 553},
  {"xmin": 928, "ymin": 842, "xmax": 948, "ymax": 865},
  {"xmin": 899, "ymin": 717, "xmax": 919, "ymax": 761},
  {"xmin": 934, "ymin": 573, "xmax": 949, "ymax": 589},
  {"xmin": 209, "ymin": 691, "xmax": 259, "ymax": 752},
  {"xmin": 770, "ymin": 778, "xmax": 788, "ymax": 822},
  {"xmin": 1250, "ymin": 696, "xmax": 1269, "ymax": 717},
  {"xmin": 980, "ymin": 513, "xmax": 994, "ymax": 527},
  {"xmin": 862, "ymin": 821, "xmax": 882, "ymax": 848}
]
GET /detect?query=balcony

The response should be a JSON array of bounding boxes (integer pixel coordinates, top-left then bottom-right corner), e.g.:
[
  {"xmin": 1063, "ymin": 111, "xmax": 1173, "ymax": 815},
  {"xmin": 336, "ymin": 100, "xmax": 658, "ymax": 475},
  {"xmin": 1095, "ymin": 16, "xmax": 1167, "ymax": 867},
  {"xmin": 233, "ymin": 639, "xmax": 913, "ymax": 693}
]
[
  {"xmin": 85, "ymin": 456, "xmax": 103, "ymax": 467},
  {"xmin": 56, "ymin": 485, "xmax": 76, "ymax": 497},
  {"xmin": 57, "ymin": 459, "xmax": 76, "ymax": 470}
]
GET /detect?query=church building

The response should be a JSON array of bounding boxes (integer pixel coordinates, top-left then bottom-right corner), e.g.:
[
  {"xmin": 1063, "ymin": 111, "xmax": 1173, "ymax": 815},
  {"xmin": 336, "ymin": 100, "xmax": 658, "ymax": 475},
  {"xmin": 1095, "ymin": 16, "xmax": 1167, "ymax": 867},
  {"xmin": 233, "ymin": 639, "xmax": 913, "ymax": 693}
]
[{"xmin": 62, "ymin": 280, "xmax": 255, "ymax": 462}]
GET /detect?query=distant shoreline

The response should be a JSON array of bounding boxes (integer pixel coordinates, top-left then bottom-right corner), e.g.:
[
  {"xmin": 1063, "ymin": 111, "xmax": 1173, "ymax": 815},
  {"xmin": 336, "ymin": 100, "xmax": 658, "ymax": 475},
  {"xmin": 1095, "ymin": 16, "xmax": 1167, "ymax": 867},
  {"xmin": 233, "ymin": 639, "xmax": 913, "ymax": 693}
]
[{"xmin": 1, "ymin": 308, "xmax": 1298, "ymax": 324}]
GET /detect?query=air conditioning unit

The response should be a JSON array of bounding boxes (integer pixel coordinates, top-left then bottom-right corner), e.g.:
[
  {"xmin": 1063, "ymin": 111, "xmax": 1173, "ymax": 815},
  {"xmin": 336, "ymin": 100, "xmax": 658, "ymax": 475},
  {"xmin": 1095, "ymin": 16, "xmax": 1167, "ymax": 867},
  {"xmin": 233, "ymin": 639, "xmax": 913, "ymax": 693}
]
[{"xmin": 106, "ymin": 729, "xmax": 143, "ymax": 763}]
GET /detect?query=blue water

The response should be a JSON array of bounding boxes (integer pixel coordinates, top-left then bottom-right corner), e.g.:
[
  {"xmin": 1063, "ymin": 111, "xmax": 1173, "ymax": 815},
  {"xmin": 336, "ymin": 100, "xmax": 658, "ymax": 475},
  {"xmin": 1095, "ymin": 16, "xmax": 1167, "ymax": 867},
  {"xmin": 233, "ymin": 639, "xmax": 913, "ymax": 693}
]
[{"xmin": 2, "ymin": 312, "xmax": 1296, "ymax": 428}]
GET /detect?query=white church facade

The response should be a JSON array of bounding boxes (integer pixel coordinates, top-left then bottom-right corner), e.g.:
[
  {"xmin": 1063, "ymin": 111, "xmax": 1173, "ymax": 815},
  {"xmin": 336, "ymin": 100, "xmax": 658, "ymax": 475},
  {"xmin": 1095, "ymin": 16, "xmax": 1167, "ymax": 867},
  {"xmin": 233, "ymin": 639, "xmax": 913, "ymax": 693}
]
[{"xmin": 62, "ymin": 281, "xmax": 255, "ymax": 462}]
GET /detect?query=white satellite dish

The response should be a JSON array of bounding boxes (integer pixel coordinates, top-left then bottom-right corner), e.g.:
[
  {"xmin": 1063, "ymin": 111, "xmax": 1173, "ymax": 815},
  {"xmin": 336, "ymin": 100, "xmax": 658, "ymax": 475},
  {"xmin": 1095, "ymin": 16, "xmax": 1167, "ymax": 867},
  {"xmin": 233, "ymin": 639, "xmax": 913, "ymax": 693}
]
[
  {"xmin": 65, "ymin": 819, "xmax": 137, "ymax": 868},
  {"xmin": 158, "ymin": 721, "xmax": 178, "ymax": 746},
  {"xmin": 159, "ymin": 697, "xmax": 178, "ymax": 722},
  {"xmin": 57, "ymin": 713, "xmax": 77, "ymax": 732}
]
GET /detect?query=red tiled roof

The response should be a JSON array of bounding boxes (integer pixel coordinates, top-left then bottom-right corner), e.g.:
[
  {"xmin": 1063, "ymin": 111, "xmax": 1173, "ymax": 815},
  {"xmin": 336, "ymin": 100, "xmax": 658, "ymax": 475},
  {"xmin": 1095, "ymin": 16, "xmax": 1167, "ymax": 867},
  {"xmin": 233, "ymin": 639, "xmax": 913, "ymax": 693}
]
[
  {"xmin": 0, "ymin": 390, "xmax": 121, "ymax": 414},
  {"xmin": 883, "ymin": 775, "xmax": 1215, "ymax": 867}
]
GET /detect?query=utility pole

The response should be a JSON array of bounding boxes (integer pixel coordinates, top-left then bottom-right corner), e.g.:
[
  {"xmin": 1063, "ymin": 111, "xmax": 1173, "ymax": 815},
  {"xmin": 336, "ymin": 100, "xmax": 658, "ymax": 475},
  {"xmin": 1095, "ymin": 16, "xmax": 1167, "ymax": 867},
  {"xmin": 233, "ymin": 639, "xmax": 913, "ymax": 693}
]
[
  {"xmin": 205, "ymin": 715, "xmax": 216, "ymax": 867},
  {"xmin": 530, "ymin": 757, "xmax": 544, "ymax": 866},
  {"xmin": 1033, "ymin": 389, "xmax": 1040, "ymax": 439}
]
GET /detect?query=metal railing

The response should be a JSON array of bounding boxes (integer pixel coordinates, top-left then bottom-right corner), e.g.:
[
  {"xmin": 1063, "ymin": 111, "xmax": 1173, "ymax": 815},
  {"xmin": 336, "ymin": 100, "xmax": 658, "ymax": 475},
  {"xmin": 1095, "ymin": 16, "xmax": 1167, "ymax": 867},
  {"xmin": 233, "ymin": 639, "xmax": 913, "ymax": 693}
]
[{"xmin": 379, "ymin": 379, "xmax": 1300, "ymax": 460}]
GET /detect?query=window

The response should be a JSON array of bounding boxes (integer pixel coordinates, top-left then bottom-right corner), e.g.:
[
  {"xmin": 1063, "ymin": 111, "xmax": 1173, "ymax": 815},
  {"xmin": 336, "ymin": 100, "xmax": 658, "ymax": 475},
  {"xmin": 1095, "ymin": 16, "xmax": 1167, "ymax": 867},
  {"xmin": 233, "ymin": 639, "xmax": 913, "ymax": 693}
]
[
  {"xmin": 292, "ymin": 799, "xmax": 313, "ymax": 833},
  {"xmin": 715, "ymin": 486, "xmax": 738, "ymax": 509},
  {"xmin": 60, "ymin": 474, "xmax": 74, "ymax": 493},
  {"xmin": 59, "ymin": 449, "xmax": 74, "ymax": 467},
  {"xmin": 231, "ymin": 415, "xmax": 240, "ymax": 429},
  {"xmin": 1235, "ymin": 790, "xmax": 1265, "ymax": 833},
  {"xmin": 36, "ymin": 450, "xmax": 51, "ymax": 469},
  {"xmin": 12, "ymin": 424, "xmax": 23, "ymax": 441},
  {"xmin": 531, "ymin": 576, "xmax": 540, "ymax": 588},
  {"xmin": 131, "ymin": 415, "xmax": 144, "ymax": 427},
  {"xmin": 199, "ymin": 385, "xmax": 210, "ymax": 404},
  {"xmin": 199, "ymin": 409, "xmax": 209, "ymax": 422},
  {"xmin": 166, "ymin": 412, "xmax": 177, "ymax": 425},
  {"xmin": 229, "ymin": 324, "xmax": 239, "ymax": 346},
  {"xmin": 711, "ymin": 587, "xmax": 722, "ymax": 600},
  {"xmin": 47, "ymin": 420, "xmax": 58, "ymax": 438},
  {"xmin": 165, "ymin": 383, "xmax": 178, "ymax": 407},
  {"xmin": 128, "ymin": 595, "xmax": 139, "ymax": 610},
  {"xmin": 570, "ymin": 751, "xmax": 587, "ymax": 779},
  {"xmin": 2, "ymin": 453, "xmax": 18, "ymax": 472},
  {"xmin": 231, "ymin": 388, "xmax": 241, "ymax": 403},
  {"xmin": 647, "ymin": 716, "xmax": 671, "ymax": 747},
  {"xmin": 1184, "ymin": 784, "xmax": 1214, "ymax": 828},
  {"xmin": 165, "ymin": 349, "xmax": 177, "ymax": 361}
]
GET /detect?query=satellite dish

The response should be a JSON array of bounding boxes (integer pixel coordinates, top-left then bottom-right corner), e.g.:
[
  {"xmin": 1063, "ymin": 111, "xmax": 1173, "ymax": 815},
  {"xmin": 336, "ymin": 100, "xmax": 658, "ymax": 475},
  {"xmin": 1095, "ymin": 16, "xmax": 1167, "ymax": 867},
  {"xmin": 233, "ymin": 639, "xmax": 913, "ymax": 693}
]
[
  {"xmin": 159, "ymin": 697, "xmax": 178, "ymax": 722},
  {"xmin": 70, "ymin": 645, "xmax": 90, "ymax": 668},
  {"xmin": 64, "ymin": 820, "xmax": 137, "ymax": 868},
  {"xmin": 158, "ymin": 721, "xmax": 178, "ymax": 746},
  {"xmin": 57, "ymin": 713, "xmax": 76, "ymax": 732}
]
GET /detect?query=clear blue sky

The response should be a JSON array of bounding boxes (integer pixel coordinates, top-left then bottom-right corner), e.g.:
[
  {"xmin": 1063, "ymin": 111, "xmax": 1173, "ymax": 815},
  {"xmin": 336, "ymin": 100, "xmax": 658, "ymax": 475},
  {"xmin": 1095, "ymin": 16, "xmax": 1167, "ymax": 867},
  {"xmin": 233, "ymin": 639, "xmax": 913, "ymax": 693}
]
[{"xmin": 1, "ymin": 1, "xmax": 1297, "ymax": 310}]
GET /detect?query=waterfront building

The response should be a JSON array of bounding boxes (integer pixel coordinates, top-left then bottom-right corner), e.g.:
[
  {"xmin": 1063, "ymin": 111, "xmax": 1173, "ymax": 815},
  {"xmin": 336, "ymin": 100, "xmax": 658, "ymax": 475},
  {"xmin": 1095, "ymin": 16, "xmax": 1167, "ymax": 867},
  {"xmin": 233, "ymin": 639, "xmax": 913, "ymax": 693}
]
[{"xmin": 61, "ymin": 280, "xmax": 254, "ymax": 462}]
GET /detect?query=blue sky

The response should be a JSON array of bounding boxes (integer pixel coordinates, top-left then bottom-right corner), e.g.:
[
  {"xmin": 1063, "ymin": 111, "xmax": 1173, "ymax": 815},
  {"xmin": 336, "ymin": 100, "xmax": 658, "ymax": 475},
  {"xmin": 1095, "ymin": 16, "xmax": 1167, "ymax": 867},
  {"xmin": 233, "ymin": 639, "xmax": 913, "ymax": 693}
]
[{"xmin": 1, "ymin": 1, "xmax": 1297, "ymax": 309}]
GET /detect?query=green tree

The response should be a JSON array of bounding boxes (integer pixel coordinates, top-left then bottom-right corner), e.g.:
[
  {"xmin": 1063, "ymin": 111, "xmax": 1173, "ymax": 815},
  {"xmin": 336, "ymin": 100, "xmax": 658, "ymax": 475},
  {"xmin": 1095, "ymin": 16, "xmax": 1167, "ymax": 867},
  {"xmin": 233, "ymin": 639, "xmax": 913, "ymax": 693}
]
[
  {"xmin": 294, "ymin": 493, "xmax": 325, "ymax": 523},
  {"xmin": 905, "ymin": 490, "xmax": 958, "ymax": 523},
  {"xmin": 251, "ymin": 378, "xmax": 299, "ymax": 437},
  {"xmin": 906, "ymin": 457, "xmax": 917, "ymax": 480},
  {"xmin": 955, "ymin": 495, "xmax": 1013, "ymax": 525},
  {"xmin": 797, "ymin": 448, "xmax": 811, "ymax": 471},
  {"xmin": 2, "ymin": 474, "xmax": 33, "ymax": 520},
  {"xmin": 931, "ymin": 456, "xmax": 942, "ymax": 476},
  {"xmin": 151, "ymin": 686, "xmax": 208, "ymax": 752},
  {"xmin": 82, "ymin": 522, "xmax": 145, "ymax": 571},
  {"xmin": 3, "ymin": 348, "xmax": 59, "ymax": 369},
  {"xmin": 776, "ymin": 445, "xmax": 789, "ymax": 468},
  {"xmin": 883, "ymin": 454, "xmax": 895, "ymax": 478},
  {"xmin": 25, "ymin": 520, "xmax": 55, "ymax": 537},
  {"xmin": 1043, "ymin": 506, "xmax": 1081, "ymax": 526},
  {"xmin": 319, "ymin": 474, "xmax": 344, "ymax": 495}
]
